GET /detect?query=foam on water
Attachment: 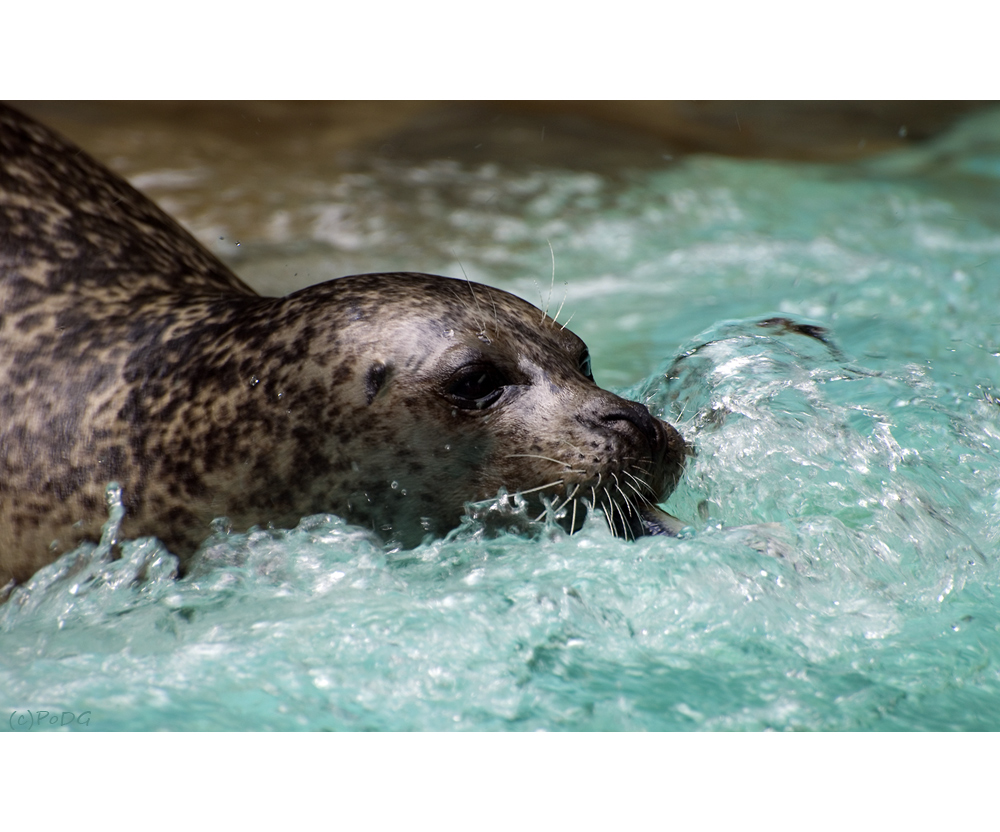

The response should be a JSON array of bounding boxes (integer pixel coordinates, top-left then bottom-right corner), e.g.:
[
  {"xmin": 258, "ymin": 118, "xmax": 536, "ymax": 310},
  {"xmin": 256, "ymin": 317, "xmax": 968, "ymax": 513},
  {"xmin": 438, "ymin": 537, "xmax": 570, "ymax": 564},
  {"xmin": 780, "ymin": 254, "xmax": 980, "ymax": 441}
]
[{"xmin": 4, "ymin": 110, "xmax": 1000, "ymax": 730}]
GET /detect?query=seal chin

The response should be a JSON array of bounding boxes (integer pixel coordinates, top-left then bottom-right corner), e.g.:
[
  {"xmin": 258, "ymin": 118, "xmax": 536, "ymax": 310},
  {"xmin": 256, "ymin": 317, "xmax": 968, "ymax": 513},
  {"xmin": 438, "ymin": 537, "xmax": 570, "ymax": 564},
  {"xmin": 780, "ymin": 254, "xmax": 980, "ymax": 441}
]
[{"xmin": 637, "ymin": 504, "xmax": 689, "ymax": 537}]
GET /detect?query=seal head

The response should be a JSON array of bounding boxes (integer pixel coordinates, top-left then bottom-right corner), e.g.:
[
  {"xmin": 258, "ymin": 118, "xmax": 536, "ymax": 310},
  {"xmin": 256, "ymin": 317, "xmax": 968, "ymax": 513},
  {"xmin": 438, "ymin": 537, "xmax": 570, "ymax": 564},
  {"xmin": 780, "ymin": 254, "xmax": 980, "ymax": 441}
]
[{"xmin": 268, "ymin": 272, "xmax": 686, "ymax": 547}]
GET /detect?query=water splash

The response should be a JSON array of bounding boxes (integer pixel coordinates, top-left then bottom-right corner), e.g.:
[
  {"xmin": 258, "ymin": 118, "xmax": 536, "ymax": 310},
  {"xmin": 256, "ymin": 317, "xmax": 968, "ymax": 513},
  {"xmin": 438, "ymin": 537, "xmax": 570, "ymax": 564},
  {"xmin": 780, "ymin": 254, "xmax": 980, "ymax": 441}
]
[{"xmin": 0, "ymin": 483, "xmax": 178, "ymax": 632}]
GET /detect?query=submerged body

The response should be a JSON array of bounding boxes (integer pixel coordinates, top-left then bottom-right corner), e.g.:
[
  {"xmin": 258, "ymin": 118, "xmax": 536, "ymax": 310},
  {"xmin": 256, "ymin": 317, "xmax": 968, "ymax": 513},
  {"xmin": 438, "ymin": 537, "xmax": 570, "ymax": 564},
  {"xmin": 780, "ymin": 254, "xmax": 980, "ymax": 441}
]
[{"xmin": 0, "ymin": 104, "xmax": 685, "ymax": 587}]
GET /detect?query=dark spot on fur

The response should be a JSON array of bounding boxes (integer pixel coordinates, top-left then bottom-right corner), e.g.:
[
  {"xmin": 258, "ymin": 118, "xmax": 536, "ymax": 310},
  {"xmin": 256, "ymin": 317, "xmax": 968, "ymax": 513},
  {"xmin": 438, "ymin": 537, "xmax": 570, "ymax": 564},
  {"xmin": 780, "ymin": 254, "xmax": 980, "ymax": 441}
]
[
  {"xmin": 364, "ymin": 362, "xmax": 387, "ymax": 405},
  {"xmin": 329, "ymin": 364, "xmax": 351, "ymax": 387}
]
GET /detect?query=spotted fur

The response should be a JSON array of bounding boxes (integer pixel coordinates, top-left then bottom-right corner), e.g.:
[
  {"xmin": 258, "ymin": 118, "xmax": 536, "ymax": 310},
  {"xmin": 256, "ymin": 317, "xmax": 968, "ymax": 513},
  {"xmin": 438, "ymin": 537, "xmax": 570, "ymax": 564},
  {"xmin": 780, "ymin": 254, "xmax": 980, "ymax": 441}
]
[{"xmin": 0, "ymin": 104, "xmax": 685, "ymax": 587}]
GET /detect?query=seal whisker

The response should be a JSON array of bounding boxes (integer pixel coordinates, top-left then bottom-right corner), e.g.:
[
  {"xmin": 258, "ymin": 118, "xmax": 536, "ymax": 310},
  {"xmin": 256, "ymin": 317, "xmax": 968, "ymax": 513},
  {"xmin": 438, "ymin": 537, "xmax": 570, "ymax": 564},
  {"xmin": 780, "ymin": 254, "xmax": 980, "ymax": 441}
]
[
  {"xmin": 541, "ymin": 237, "xmax": 556, "ymax": 324},
  {"xmin": 552, "ymin": 483, "xmax": 581, "ymax": 515},
  {"xmin": 623, "ymin": 465, "xmax": 658, "ymax": 496},
  {"xmin": 456, "ymin": 258, "xmax": 491, "ymax": 344},
  {"xmin": 622, "ymin": 462, "xmax": 652, "ymax": 485},
  {"xmin": 619, "ymin": 475, "xmax": 647, "ymax": 500},
  {"xmin": 545, "ymin": 242, "xmax": 570, "ymax": 329},
  {"xmin": 620, "ymin": 468, "xmax": 648, "ymax": 488},
  {"xmin": 516, "ymin": 479, "xmax": 566, "ymax": 497},
  {"xmin": 614, "ymin": 480, "xmax": 638, "ymax": 518},
  {"xmin": 621, "ymin": 469, "xmax": 657, "ymax": 501},
  {"xmin": 623, "ymin": 479, "xmax": 653, "ymax": 507},
  {"xmin": 610, "ymin": 472, "xmax": 631, "ymax": 507},
  {"xmin": 489, "ymin": 293, "xmax": 500, "ymax": 341},
  {"xmin": 602, "ymin": 493, "xmax": 628, "ymax": 541},
  {"xmin": 551, "ymin": 283, "xmax": 570, "ymax": 329},
  {"xmin": 505, "ymin": 453, "xmax": 583, "ymax": 473},
  {"xmin": 618, "ymin": 495, "xmax": 638, "ymax": 541},
  {"xmin": 532, "ymin": 491, "xmax": 566, "ymax": 523}
]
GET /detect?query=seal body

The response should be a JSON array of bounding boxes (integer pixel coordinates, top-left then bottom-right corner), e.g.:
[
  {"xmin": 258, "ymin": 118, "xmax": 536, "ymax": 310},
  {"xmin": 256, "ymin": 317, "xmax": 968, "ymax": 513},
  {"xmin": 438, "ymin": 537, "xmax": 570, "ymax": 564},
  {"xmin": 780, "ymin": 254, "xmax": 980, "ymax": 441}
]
[{"xmin": 0, "ymin": 104, "xmax": 686, "ymax": 587}]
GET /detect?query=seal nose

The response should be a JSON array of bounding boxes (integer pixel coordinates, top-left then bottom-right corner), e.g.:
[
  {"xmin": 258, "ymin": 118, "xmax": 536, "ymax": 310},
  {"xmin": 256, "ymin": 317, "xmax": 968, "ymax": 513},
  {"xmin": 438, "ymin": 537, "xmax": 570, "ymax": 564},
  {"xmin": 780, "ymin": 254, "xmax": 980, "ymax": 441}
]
[
  {"xmin": 598, "ymin": 399, "xmax": 664, "ymax": 450},
  {"xmin": 590, "ymin": 396, "xmax": 687, "ymax": 500}
]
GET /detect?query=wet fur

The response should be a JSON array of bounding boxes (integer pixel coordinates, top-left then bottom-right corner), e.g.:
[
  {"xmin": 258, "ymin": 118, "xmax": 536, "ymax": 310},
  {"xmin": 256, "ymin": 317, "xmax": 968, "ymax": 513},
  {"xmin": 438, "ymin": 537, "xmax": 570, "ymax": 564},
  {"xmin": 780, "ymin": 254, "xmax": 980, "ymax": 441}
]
[{"xmin": 0, "ymin": 104, "xmax": 685, "ymax": 587}]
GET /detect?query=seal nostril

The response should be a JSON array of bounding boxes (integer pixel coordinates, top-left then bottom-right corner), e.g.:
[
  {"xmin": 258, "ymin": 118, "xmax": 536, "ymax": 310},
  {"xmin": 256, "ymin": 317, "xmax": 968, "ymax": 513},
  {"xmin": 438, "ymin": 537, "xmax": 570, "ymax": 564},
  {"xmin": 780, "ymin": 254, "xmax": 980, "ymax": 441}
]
[{"xmin": 600, "ymin": 402, "xmax": 661, "ymax": 448}]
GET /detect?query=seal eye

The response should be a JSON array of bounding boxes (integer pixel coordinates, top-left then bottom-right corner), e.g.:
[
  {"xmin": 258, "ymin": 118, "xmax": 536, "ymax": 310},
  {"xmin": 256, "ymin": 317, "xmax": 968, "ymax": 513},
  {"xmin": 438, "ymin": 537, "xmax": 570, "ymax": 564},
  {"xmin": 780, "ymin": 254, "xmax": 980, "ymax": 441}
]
[
  {"xmin": 579, "ymin": 350, "xmax": 594, "ymax": 381},
  {"xmin": 446, "ymin": 363, "xmax": 508, "ymax": 410}
]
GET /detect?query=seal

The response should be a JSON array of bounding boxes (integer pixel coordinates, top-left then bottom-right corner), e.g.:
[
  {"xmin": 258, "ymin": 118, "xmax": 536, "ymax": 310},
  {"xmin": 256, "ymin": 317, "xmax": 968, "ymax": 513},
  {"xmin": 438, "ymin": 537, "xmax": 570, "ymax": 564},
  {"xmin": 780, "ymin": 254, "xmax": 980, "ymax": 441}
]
[{"xmin": 0, "ymin": 104, "xmax": 686, "ymax": 588}]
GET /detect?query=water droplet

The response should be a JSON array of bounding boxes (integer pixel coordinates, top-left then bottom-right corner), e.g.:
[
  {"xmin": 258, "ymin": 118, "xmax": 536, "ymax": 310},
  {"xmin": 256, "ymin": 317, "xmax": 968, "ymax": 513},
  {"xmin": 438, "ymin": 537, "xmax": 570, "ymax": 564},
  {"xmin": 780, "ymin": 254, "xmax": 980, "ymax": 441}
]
[
  {"xmin": 391, "ymin": 480, "xmax": 399, "ymax": 490},
  {"xmin": 210, "ymin": 516, "xmax": 233, "ymax": 535}
]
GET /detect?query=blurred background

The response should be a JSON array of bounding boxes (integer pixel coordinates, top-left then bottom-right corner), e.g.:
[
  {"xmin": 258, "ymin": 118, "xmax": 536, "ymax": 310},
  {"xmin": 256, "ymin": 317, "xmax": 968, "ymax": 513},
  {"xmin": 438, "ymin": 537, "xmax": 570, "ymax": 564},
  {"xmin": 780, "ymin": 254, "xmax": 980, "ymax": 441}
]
[
  {"xmin": 11, "ymin": 100, "xmax": 992, "ymax": 296},
  {"xmin": 16, "ymin": 100, "xmax": 988, "ymax": 165}
]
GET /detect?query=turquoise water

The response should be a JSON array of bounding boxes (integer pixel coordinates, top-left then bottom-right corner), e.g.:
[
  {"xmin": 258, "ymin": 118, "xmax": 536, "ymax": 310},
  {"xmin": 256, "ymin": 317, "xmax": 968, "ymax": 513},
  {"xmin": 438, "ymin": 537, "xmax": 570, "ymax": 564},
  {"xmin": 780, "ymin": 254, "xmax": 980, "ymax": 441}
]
[{"xmin": 5, "ymin": 109, "xmax": 1000, "ymax": 731}]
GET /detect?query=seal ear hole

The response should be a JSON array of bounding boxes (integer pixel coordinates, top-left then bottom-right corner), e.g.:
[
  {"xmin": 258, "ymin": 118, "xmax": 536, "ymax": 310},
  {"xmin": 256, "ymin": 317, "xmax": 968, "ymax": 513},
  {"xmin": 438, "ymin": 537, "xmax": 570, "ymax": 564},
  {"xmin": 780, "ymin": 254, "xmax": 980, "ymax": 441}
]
[
  {"xmin": 364, "ymin": 362, "xmax": 388, "ymax": 405},
  {"xmin": 446, "ymin": 363, "xmax": 509, "ymax": 410}
]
